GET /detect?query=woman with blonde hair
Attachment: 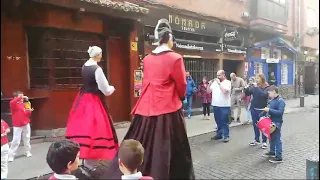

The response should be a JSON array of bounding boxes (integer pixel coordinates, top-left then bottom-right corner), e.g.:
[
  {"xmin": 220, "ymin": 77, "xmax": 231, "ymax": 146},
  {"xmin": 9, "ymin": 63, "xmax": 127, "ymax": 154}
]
[{"xmin": 244, "ymin": 73, "xmax": 270, "ymax": 149}]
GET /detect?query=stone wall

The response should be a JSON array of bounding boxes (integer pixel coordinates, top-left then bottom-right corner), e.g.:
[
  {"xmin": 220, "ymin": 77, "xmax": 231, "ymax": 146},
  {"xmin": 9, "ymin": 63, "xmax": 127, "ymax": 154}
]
[{"xmin": 279, "ymin": 85, "xmax": 295, "ymax": 99}]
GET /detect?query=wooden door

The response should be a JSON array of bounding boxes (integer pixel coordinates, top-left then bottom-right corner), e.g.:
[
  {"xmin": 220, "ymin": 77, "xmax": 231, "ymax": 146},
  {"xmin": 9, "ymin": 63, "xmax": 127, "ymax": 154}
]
[{"xmin": 107, "ymin": 37, "xmax": 131, "ymax": 122}]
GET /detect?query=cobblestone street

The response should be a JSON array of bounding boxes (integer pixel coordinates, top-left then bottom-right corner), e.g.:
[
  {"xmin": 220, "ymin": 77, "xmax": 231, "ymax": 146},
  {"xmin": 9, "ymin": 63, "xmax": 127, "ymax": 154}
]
[{"xmin": 189, "ymin": 108, "xmax": 319, "ymax": 179}]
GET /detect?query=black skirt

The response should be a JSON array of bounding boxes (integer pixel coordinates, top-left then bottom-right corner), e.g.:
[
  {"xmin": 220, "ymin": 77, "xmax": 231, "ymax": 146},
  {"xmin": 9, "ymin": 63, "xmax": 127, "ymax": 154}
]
[{"xmin": 101, "ymin": 110, "xmax": 195, "ymax": 179}]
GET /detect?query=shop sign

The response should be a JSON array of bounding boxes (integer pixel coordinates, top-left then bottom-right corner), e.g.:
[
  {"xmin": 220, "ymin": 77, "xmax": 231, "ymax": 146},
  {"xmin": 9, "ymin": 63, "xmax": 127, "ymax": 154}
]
[
  {"xmin": 143, "ymin": 8, "xmax": 223, "ymax": 37},
  {"xmin": 226, "ymin": 48, "xmax": 246, "ymax": 54},
  {"xmin": 223, "ymin": 30, "xmax": 239, "ymax": 42},
  {"xmin": 266, "ymin": 58, "xmax": 280, "ymax": 63},
  {"xmin": 244, "ymin": 62, "xmax": 248, "ymax": 72},
  {"xmin": 306, "ymin": 56, "xmax": 316, "ymax": 62},
  {"xmin": 151, "ymin": 39, "xmax": 221, "ymax": 52}
]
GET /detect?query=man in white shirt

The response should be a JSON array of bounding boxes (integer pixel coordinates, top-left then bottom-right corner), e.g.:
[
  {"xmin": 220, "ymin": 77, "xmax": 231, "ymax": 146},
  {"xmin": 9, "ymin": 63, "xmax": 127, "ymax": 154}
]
[{"xmin": 207, "ymin": 70, "xmax": 232, "ymax": 142}]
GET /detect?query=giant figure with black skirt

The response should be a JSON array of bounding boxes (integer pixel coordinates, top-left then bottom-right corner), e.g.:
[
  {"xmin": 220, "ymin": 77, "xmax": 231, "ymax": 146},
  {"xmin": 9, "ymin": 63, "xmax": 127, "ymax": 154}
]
[{"xmin": 103, "ymin": 19, "xmax": 195, "ymax": 179}]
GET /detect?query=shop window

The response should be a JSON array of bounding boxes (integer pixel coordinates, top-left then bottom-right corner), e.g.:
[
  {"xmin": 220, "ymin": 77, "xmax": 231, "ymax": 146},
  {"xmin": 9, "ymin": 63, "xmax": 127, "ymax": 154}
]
[
  {"xmin": 26, "ymin": 27, "xmax": 106, "ymax": 89},
  {"xmin": 261, "ymin": 47, "xmax": 270, "ymax": 59},
  {"xmin": 281, "ymin": 63, "xmax": 288, "ymax": 84},
  {"xmin": 254, "ymin": 62, "xmax": 263, "ymax": 75},
  {"xmin": 184, "ymin": 59, "xmax": 217, "ymax": 84},
  {"xmin": 307, "ymin": 8, "xmax": 317, "ymax": 28},
  {"xmin": 273, "ymin": 48, "xmax": 281, "ymax": 59}
]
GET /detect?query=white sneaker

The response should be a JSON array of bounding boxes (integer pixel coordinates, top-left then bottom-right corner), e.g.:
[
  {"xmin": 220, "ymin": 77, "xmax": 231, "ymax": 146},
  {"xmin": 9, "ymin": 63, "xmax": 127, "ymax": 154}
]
[
  {"xmin": 261, "ymin": 143, "xmax": 268, "ymax": 149},
  {"xmin": 8, "ymin": 156, "xmax": 14, "ymax": 162},
  {"xmin": 25, "ymin": 152, "xmax": 32, "ymax": 157},
  {"xmin": 249, "ymin": 140, "xmax": 260, "ymax": 146}
]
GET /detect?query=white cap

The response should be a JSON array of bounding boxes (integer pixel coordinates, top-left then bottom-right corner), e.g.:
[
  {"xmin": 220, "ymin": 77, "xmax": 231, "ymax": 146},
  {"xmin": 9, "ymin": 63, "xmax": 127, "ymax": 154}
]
[{"xmin": 88, "ymin": 46, "xmax": 102, "ymax": 58}]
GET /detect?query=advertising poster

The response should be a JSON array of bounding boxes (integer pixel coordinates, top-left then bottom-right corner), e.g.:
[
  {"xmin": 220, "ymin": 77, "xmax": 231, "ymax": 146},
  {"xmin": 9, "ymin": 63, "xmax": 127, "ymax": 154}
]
[{"xmin": 134, "ymin": 70, "xmax": 143, "ymax": 97}]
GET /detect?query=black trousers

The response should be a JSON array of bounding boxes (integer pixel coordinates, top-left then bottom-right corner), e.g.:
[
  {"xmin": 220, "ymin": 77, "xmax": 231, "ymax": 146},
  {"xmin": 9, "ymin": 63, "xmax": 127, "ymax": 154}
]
[{"xmin": 202, "ymin": 103, "xmax": 211, "ymax": 116}]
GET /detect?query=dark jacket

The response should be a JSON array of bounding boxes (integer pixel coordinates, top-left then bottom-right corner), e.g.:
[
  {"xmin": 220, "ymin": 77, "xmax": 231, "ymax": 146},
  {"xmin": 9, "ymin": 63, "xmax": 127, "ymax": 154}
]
[
  {"xmin": 267, "ymin": 96, "xmax": 286, "ymax": 123},
  {"xmin": 244, "ymin": 84, "xmax": 270, "ymax": 110},
  {"xmin": 186, "ymin": 77, "xmax": 196, "ymax": 97}
]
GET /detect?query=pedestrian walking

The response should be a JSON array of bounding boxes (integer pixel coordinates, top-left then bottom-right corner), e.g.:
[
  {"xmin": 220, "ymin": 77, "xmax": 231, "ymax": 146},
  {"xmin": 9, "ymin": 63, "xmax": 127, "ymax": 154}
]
[
  {"xmin": 244, "ymin": 73, "xmax": 270, "ymax": 149},
  {"xmin": 185, "ymin": 71, "xmax": 197, "ymax": 119},
  {"xmin": 8, "ymin": 91, "xmax": 33, "ymax": 162},
  {"xmin": 103, "ymin": 18, "xmax": 195, "ymax": 179},
  {"xmin": 197, "ymin": 76, "xmax": 212, "ymax": 120},
  {"xmin": 1, "ymin": 119, "xmax": 10, "ymax": 179},
  {"xmin": 262, "ymin": 85, "xmax": 285, "ymax": 163},
  {"xmin": 230, "ymin": 73, "xmax": 245, "ymax": 123},
  {"xmin": 65, "ymin": 46, "xmax": 119, "ymax": 170},
  {"xmin": 207, "ymin": 70, "xmax": 232, "ymax": 143}
]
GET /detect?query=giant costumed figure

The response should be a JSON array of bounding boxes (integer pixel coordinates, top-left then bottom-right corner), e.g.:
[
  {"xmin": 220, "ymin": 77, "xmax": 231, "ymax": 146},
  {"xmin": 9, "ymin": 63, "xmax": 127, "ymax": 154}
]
[
  {"xmin": 65, "ymin": 46, "xmax": 119, "ymax": 170},
  {"xmin": 103, "ymin": 19, "xmax": 195, "ymax": 179}
]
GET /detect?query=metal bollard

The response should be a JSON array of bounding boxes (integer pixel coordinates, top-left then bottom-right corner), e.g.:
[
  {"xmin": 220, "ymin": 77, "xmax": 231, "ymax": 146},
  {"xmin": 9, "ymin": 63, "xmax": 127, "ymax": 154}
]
[
  {"xmin": 306, "ymin": 156, "xmax": 319, "ymax": 179},
  {"xmin": 300, "ymin": 96, "xmax": 305, "ymax": 107}
]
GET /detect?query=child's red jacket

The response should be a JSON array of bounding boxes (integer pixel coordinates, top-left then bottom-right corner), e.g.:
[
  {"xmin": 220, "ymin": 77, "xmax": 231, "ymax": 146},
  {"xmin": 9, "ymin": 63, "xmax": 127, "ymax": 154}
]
[{"xmin": 10, "ymin": 97, "xmax": 31, "ymax": 127}]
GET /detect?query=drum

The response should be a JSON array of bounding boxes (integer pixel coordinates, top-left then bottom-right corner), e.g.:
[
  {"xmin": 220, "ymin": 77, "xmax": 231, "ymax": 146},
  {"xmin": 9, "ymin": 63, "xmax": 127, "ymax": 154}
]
[{"xmin": 256, "ymin": 116, "xmax": 277, "ymax": 140}]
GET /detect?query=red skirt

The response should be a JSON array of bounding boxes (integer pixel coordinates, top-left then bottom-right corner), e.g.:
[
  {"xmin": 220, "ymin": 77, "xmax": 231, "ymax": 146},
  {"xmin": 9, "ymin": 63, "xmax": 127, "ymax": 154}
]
[{"xmin": 66, "ymin": 92, "xmax": 119, "ymax": 160}]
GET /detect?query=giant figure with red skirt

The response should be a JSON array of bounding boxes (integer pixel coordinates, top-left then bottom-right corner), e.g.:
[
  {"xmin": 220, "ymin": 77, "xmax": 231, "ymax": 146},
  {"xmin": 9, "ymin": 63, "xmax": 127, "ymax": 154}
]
[
  {"xmin": 103, "ymin": 19, "xmax": 195, "ymax": 179},
  {"xmin": 65, "ymin": 46, "xmax": 119, "ymax": 170}
]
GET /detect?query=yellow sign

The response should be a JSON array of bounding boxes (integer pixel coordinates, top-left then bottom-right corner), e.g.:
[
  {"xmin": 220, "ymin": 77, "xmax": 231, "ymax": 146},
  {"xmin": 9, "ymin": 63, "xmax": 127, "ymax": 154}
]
[{"xmin": 131, "ymin": 42, "xmax": 137, "ymax": 51}]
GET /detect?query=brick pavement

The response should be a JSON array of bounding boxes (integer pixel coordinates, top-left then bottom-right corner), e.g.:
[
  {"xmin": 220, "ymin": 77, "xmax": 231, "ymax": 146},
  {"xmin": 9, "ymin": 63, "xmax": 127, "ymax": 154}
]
[{"xmin": 189, "ymin": 108, "xmax": 319, "ymax": 179}]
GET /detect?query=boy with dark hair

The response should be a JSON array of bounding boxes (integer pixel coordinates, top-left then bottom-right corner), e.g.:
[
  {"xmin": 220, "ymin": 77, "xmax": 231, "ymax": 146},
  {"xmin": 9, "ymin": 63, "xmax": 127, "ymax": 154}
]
[
  {"xmin": 118, "ymin": 139, "xmax": 153, "ymax": 180},
  {"xmin": 1, "ymin": 119, "xmax": 10, "ymax": 179},
  {"xmin": 46, "ymin": 139, "xmax": 80, "ymax": 179},
  {"xmin": 8, "ymin": 91, "xmax": 33, "ymax": 162},
  {"xmin": 261, "ymin": 85, "xmax": 285, "ymax": 163}
]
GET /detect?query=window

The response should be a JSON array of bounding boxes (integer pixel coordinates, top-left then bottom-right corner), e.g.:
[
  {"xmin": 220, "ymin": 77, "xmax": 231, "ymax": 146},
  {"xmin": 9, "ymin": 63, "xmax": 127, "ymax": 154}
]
[
  {"xmin": 307, "ymin": 8, "xmax": 318, "ymax": 28},
  {"xmin": 281, "ymin": 63, "xmax": 288, "ymax": 84},
  {"xmin": 273, "ymin": 48, "xmax": 281, "ymax": 59},
  {"xmin": 26, "ymin": 27, "xmax": 106, "ymax": 89},
  {"xmin": 279, "ymin": 0, "xmax": 286, "ymax": 5},
  {"xmin": 261, "ymin": 47, "xmax": 270, "ymax": 59},
  {"xmin": 184, "ymin": 59, "xmax": 217, "ymax": 84},
  {"xmin": 254, "ymin": 62, "xmax": 263, "ymax": 75}
]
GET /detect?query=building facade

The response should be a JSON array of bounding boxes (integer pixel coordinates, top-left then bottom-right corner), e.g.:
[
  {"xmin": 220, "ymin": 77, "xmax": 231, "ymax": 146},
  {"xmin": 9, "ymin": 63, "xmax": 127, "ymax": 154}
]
[{"xmin": 1, "ymin": 0, "xmax": 148, "ymax": 132}]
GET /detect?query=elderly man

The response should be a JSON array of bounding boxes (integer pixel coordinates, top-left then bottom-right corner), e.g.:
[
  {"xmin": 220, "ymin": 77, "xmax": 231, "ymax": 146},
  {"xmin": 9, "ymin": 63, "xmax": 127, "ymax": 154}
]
[
  {"xmin": 207, "ymin": 70, "xmax": 232, "ymax": 142},
  {"xmin": 230, "ymin": 73, "xmax": 245, "ymax": 123}
]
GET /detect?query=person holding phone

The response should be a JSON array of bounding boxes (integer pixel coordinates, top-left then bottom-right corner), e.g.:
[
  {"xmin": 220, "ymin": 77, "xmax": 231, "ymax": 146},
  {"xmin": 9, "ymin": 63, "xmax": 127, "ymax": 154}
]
[{"xmin": 244, "ymin": 73, "xmax": 270, "ymax": 149}]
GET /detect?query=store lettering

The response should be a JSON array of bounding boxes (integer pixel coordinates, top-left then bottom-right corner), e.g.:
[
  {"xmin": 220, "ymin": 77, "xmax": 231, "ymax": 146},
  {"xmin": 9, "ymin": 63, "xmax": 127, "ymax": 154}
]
[{"xmin": 168, "ymin": 15, "xmax": 205, "ymax": 33}]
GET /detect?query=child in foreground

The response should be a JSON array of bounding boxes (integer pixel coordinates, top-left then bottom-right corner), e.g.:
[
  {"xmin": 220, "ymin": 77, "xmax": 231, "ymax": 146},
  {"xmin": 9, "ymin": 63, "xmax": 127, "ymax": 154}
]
[
  {"xmin": 46, "ymin": 139, "xmax": 80, "ymax": 179},
  {"xmin": 118, "ymin": 139, "xmax": 153, "ymax": 180},
  {"xmin": 1, "ymin": 119, "xmax": 10, "ymax": 179},
  {"xmin": 261, "ymin": 85, "xmax": 285, "ymax": 163}
]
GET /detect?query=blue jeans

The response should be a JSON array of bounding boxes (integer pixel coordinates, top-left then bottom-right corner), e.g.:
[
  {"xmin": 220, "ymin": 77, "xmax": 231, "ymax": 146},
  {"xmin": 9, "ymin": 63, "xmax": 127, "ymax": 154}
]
[
  {"xmin": 250, "ymin": 109, "xmax": 267, "ymax": 143},
  {"xmin": 213, "ymin": 106, "xmax": 231, "ymax": 138},
  {"xmin": 186, "ymin": 95, "xmax": 193, "ymax": 116},
  {"xmin": 247, "ymin": 103, "xmax": 251, "ymax": 121},
  {"xmin": 270, "ymin": 122, "xmax": 283, "ymax": 158}
]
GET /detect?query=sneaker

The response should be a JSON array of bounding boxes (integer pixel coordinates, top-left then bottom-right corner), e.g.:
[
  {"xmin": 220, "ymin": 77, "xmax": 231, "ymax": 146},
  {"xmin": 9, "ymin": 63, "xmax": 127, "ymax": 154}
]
[
  {"xmin": 269, "ymin": 157, "xmax": 283, "ymax": 163},
  {"xmin": 187, "ymin": 115, "xmax": 191, "ymax": 119},
  {"xmin": 263, "ymin": 152, "xmax": 275, "ymax": 157},
  {"xmin": 206, "ymin": 115, "xmax": 210, "ymax": 120},
  {"xmin": 223, "ymin": 137, "xmax": 229, "ymax": 143},
  {"xmin": 261, "ymin": 143, "xmax": 268, "ymax": 149},
  {"xmin": 249, "ymin": 140, "xmax": 260, "ymax": 146},
  {"xmin": 211, "ymin": 135, "xmax": 223, "ymax": 140},
  {"xmin": 203, "ymin": 115, "xmax": 207, "ymax": 120},
  {"xmin": 8, "ymin": 156, "xmax": 14, "ymax": 162},
  {"xmin": 26, "ymin": 152, "xmax": 32, "ymax": 158}
]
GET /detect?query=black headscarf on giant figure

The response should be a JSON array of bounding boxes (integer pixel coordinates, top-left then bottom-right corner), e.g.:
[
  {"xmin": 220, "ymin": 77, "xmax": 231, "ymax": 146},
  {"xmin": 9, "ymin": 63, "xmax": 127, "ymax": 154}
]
[{"xmin": 154, "ymin": 18, "xmax": 175, "ymax": 44}]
